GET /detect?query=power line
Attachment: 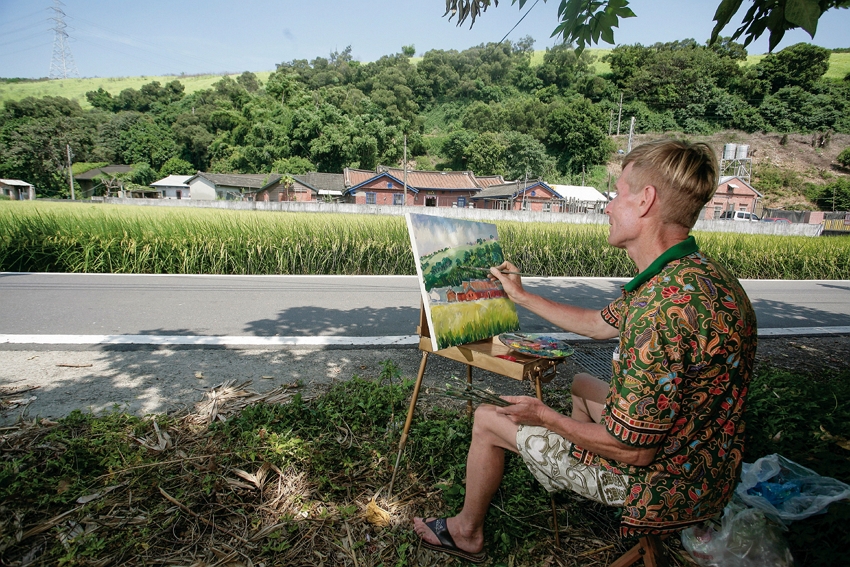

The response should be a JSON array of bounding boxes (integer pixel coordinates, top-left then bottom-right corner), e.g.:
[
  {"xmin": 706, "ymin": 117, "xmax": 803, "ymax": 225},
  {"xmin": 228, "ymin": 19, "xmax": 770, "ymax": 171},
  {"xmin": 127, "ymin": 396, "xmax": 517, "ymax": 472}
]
[
  {"xmin": 498, "ymin": 0, "xmax": 541, "ymax": 45},
  {"xmin": 49, "ymin": 0, "xmax": 78, "ymax": 79}
]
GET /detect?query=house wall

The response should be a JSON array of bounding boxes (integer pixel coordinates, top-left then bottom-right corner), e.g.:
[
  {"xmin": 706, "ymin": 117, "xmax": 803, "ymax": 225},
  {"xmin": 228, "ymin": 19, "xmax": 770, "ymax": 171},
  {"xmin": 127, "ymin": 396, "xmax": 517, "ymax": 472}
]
[
  {"xmin": 705, "ymin": 179, "xmax": 760, "ymax": 219},
  {"xmin": 159, "ymin": 186, "xmax": 189, "ymax": 199},
  {"xmin": 1, "ymin": 184, "xmax": 32, "ymax": 200},
  {"xmin": 189, "ymin": 178, "xmax": 216, "ymax": 200}
]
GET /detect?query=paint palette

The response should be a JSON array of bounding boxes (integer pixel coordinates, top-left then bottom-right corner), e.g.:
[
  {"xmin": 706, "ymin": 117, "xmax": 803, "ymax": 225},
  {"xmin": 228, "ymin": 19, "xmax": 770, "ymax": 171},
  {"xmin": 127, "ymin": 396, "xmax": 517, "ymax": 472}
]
[{"xmin": 498, "ymin": 333, "xmax": 574, "ymax": 359}]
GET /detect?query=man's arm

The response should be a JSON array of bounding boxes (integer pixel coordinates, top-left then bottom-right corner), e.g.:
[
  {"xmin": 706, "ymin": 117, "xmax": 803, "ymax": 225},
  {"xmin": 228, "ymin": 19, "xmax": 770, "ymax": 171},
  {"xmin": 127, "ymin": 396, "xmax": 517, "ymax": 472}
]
[
  {"xmin": 490, "ymin": 262, "xmax": 618, "ymax": 340},
  {"xmin": 498, "ymin": 396, "xmax": 658, "ymax": 467}
]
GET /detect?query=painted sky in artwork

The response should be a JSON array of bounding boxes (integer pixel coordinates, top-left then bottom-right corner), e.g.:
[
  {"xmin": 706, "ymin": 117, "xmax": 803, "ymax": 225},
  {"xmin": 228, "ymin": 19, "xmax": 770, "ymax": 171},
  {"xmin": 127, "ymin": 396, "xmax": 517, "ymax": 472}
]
[{"xmin": 409, "ymin": 215, "xmax": 498, "ymax": 258}]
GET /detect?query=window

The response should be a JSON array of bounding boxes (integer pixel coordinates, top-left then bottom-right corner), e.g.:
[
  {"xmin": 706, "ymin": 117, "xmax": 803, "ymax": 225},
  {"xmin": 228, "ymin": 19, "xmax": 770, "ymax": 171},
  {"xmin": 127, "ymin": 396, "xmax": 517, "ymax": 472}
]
[
  {"xmin": 457, "ymin": 197, "xmax": 466, "ymax": 208},
  {"xmin": 366, "ymin": 192, "xmax": 377, "ymax": 205},
  {"xmin": 393, "ymin": 193, "xmax": 404, "ymax": 206},
  {"xmin": 543, "ymin": 202, "xmax": 551, "ymax": 212},
  {"xmin": 521, "ymin": 200, "xmax": 530, "ymax": 211}
]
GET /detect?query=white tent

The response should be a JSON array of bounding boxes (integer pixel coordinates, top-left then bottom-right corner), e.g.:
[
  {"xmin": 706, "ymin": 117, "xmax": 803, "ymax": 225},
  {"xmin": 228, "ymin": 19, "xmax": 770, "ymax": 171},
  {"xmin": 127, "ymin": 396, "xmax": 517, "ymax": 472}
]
[{"xmin": 550, "ymin": 185, "xmax": 608, "ymax": 202}]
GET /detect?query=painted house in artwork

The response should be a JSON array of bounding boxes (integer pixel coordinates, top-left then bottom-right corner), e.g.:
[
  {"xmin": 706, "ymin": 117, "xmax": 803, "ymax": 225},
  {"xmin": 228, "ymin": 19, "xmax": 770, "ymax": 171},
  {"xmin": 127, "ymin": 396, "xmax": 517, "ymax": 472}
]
[
  {"xmin": 471, "ymin": 180, "xmax": 562, "ymax": 211},
  {"xmin": 704, "ymin": 176, "xmax": 763, "ymax": 219},
  {"xmin": 343, "ymin": 167, "xmax": 505, "ymax": 207}
]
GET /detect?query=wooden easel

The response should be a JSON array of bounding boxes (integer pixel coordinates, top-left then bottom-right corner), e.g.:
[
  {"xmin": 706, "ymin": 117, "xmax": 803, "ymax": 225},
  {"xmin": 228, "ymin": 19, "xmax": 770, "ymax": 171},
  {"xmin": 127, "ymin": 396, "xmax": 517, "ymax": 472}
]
[{"xmin": 389, "ymin": 304, "xmax": 565, "ymax": 546}]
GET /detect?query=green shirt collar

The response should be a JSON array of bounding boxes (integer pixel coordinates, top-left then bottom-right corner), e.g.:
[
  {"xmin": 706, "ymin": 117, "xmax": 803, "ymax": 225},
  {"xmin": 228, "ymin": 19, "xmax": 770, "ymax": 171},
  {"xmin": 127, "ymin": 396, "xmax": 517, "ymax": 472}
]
[{"xmin": 623, "ymin": 236, "xmax": 699, "ymax": 293}]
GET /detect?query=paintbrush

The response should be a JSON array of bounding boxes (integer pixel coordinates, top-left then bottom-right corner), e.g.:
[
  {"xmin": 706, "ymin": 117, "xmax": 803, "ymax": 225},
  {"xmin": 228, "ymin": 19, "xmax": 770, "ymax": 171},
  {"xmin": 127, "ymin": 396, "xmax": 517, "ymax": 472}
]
[
  {"xmin": 462, "ymin": 267, "xmax": 539, "ymax": 277},
  {"xmin": 434, "ymin": 375, "xmax": 513, "ymax": 407}
]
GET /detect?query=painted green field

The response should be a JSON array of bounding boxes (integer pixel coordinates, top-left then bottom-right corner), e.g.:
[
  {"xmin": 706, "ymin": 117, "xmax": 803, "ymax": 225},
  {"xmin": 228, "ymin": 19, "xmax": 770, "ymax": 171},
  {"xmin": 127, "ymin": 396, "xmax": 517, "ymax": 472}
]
[
  {"xmin": 0, "ymin": 71, "xmax": 273, "ymax": 110},
  {"xmin": 431, "ymin": 297, "xmax": 519, "ymax": 350}
]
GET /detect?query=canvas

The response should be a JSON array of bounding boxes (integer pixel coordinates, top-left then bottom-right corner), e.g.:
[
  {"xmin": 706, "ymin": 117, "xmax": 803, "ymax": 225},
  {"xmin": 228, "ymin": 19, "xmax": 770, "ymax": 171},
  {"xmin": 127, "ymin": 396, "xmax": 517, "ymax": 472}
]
[{"xmin": 405, "ymin": 213, "xmax": 520, "ymax": 351}]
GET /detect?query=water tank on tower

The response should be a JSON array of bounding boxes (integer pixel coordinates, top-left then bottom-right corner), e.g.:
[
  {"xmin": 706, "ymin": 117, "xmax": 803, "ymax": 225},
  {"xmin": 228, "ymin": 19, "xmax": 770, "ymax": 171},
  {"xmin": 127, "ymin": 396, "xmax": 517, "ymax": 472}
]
[
  {"xmin": 735, "ymin": 144, "xmax": 749, "ymax": 159},
  {"xmin": 723, "ymin": 143, "xmax": 737, "ymax": 160}
]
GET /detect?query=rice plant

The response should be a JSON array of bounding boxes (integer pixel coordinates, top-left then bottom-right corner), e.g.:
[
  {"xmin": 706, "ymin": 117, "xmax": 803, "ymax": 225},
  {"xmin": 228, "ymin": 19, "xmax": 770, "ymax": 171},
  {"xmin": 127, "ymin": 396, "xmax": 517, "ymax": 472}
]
[{"xmin": 1, "ymin": 201, "xmax": 849, "ymax": 279}]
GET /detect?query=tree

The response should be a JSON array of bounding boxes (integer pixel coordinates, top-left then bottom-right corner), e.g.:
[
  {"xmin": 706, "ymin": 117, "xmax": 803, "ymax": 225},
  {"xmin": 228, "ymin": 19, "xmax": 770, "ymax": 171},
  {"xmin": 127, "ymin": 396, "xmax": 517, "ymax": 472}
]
[
  {"xmin": 444, "ymin": 0, "xmax": 850, "ymax": 52},
  {"xmin": 755, "ymin": 42, "xmax": 831, "ymax": 92},
  {"xmin": 837, "ymin": 147, "xmax": 850, "ymax": 168},
  {"xmin": 546, "ymin": 97, "xmax": 613, "ymax": 173},
  {"xmin": 159, "ymin": 156, "xmax": 195, "ymax": 177}
]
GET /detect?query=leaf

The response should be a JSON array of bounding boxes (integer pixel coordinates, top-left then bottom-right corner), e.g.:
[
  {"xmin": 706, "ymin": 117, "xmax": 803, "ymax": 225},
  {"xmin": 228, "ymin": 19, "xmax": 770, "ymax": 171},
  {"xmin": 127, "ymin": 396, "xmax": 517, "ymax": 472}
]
[
  {"xmin": 785, "ymin": 0, "xmax": 820, "ymax": 36},
  {"xmin": 710, "ymin": 0, "xmax": 745, "ymax": 44}
]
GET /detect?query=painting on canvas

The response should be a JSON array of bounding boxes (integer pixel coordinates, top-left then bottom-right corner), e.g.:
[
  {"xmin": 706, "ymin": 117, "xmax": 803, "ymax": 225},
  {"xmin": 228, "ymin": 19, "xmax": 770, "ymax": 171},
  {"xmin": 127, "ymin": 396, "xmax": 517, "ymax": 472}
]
[{"xmin": 405, "ymin": 213, "xmax": 520, "ymax": 351}]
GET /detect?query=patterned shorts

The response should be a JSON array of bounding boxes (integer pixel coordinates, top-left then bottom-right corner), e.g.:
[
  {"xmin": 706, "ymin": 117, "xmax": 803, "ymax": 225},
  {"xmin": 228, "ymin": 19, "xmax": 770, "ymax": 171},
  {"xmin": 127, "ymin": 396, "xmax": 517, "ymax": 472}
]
[{"xmin": 516, "ymin": 425, "xmax": 630, "ymax": 507}]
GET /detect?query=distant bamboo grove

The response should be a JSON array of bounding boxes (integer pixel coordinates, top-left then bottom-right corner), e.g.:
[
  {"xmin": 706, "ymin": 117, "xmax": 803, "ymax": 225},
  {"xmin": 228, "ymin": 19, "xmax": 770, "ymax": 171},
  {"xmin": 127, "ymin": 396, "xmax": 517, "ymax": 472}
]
[{"xmin": 1, "ymin": 202, "xmax": 849, "ymax": 280}]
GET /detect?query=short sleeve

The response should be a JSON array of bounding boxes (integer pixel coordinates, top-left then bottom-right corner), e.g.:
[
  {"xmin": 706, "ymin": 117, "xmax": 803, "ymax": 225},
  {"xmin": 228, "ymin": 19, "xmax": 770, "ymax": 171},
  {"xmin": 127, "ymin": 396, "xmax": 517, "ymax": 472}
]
[{"xmin": 601, "ymin": 295, "xmax": 626, "ymax": 329}]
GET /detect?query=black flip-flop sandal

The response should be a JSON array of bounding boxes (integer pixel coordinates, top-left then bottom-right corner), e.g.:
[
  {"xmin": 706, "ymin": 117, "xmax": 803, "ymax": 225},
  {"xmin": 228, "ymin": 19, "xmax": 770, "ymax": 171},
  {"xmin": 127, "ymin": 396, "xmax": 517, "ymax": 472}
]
[{"xmin": 420, "ymin": 518, "xmax": 487, "ymax": 564}]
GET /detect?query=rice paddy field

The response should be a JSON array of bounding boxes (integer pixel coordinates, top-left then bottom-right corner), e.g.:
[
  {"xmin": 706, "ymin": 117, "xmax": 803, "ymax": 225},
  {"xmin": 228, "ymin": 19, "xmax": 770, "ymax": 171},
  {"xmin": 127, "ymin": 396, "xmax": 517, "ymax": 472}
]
[{"xmin": 2, "ymin": 201, "xmax": 849, "ymax": 279}]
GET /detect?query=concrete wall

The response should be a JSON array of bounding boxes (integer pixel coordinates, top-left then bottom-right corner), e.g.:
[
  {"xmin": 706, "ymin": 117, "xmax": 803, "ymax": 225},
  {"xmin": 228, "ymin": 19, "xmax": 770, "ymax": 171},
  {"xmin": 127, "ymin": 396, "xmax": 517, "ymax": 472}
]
[{"xmin": 98, "ymin": 197, "xmax": 823, "ymax": 236}]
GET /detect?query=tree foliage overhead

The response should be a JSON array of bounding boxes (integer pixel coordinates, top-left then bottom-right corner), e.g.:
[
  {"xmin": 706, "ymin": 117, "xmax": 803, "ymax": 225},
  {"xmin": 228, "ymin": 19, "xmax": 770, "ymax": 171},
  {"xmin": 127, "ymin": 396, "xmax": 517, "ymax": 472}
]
[{"xmin": 444, "ymin": 0, "xmax": 850, "ymax": 52}]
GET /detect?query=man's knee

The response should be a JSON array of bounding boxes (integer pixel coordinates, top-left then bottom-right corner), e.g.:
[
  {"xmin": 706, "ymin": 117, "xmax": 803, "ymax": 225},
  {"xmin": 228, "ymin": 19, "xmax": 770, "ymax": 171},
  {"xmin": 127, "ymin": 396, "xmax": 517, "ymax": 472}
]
[
  {"xmin": 472, "ymin": 403, "xmax": 519, "ymax": 452},
  {"xmin": 572, "ymin": 372, "xmax": 608, "ymax": 402}
]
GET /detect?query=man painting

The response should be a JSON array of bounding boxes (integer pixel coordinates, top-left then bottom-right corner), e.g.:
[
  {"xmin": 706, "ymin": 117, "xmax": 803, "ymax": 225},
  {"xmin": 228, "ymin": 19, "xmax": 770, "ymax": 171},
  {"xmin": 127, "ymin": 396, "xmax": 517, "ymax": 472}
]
[{"xmin": 413, "ymin": 139, "xmax": 758, "ymax": 563}]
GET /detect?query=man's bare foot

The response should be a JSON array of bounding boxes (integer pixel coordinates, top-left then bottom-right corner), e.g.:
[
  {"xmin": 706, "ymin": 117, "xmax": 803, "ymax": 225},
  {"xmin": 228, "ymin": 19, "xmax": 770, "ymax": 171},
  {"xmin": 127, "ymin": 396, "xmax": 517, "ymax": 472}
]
[{"xmin": 413, "ymin": 516, "xmax": 484, "ymax": 554}]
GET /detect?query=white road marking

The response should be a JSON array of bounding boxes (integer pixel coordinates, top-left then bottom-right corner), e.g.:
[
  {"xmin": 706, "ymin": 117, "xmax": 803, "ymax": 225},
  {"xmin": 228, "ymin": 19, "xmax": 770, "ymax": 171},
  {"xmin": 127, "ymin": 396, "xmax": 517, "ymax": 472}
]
[{"xmin": 1, "ymin": 327, "xmax": 849, "ymax": 346}]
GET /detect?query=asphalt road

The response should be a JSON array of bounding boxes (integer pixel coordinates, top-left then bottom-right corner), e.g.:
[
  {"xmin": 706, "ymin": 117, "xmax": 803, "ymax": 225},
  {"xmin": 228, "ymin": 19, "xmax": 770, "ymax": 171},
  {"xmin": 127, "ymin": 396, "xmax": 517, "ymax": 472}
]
[{"xmin": 1, "ymin": 273, "xmax": 849, "ymax": 341}]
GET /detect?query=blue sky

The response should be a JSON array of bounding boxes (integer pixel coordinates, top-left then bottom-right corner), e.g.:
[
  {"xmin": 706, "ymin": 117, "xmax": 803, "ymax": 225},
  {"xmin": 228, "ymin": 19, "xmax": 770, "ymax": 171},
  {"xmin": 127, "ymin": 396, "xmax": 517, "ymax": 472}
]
[{"xmin": 1, "ymin": 1, "xmax": 849, "ymax": 79}]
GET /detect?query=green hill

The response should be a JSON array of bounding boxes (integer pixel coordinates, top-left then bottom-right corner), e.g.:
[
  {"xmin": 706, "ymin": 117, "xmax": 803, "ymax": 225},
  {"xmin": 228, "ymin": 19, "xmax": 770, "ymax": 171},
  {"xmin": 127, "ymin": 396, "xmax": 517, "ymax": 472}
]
[{"xmin": 0, "ymin": 72, "xmax": 272, "ymax": 110}]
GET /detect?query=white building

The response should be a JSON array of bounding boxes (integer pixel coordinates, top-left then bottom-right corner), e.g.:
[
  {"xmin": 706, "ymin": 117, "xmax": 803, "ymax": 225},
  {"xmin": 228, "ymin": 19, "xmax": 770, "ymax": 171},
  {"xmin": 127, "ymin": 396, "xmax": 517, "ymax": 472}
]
[
  {"xmin": 150, "ymin": 175, "xmax": 191, "ymax": 199},
  {"xmin": 0, "ymin": 179, "xmax": 35, "ymax": 200}
]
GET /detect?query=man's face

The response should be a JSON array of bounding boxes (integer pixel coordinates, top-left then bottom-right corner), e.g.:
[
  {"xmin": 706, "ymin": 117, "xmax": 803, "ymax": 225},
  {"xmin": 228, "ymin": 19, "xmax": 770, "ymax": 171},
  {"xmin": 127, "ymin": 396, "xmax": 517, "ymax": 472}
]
[{"xmin": 605, "ymin": 163, "xmax": 643, "ymax": 249}]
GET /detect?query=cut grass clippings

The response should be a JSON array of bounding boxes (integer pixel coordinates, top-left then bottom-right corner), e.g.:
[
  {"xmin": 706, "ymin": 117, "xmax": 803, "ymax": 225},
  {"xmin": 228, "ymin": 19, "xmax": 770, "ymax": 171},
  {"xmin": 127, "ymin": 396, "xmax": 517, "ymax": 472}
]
[{"xmin": 3, "ymin": 360, "xmax": 849, "ymax": 566}]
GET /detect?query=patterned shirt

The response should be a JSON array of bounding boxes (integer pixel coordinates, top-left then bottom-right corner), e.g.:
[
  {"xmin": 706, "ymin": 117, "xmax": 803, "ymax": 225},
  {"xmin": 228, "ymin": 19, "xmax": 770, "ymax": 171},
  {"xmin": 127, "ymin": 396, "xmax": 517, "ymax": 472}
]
[{"xmin": 576, "ymin": 236, "xmax": 758, "ymax": 535}]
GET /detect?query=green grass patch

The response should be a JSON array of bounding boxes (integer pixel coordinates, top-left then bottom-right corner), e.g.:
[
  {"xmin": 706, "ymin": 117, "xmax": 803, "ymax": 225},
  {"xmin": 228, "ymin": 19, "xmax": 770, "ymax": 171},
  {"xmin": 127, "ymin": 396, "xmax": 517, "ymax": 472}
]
[
  {"xmin": 0, "ymin": 72, "xmax": 273, "ymax": 110},
  {"xmin": 744, "ymin": 52, "xmax": 850, "ymax": 80},
  {"xmin": 2, "ymin": 201, "xmax": 850, "ymax": 279}
]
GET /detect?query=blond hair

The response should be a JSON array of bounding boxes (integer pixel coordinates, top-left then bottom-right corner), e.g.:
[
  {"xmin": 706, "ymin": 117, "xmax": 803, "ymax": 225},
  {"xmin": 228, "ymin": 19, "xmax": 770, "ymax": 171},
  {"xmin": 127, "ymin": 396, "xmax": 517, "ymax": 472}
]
[{"xmin": 623, "ymin": 139, "xmax": 718, "ymax": 228}]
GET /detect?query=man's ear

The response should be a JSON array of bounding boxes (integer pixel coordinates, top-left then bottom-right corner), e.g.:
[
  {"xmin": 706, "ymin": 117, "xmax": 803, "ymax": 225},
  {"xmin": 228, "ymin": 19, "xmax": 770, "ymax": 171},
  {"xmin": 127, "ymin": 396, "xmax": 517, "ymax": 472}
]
[{"xmin": 637, "ymin": 184, "xmax": 657, "ymax": 217}]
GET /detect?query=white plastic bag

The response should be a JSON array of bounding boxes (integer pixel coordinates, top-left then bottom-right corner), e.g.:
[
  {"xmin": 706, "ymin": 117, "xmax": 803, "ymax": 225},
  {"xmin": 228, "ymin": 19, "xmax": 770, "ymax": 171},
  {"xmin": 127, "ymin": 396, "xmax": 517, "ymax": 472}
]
[
  {"xmin": 735, "ymin": 453, "xmax": 850, "ymax": 527},
  {"xmin": 681, "ymin": 499, "xmax": 794, "ymax": 567}
]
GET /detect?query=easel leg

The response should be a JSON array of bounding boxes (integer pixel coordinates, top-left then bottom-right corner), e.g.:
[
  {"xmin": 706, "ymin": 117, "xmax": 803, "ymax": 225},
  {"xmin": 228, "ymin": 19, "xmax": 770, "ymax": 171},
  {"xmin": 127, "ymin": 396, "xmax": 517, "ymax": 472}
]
[
  {"xmin": 388, "ymin": 351, "xmax": 429, "ymax": 497},
  {"xmin": 466, "ymin": 364, "xmax": 473, "ymax": 417}
]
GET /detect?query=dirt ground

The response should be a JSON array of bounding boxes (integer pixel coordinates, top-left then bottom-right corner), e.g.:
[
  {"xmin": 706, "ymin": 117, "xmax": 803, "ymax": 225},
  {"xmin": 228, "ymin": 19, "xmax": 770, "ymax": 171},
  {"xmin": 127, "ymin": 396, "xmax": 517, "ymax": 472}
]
[{"xmin": 2, "ymin": 334, "xmax": 848, "ymax": 426}]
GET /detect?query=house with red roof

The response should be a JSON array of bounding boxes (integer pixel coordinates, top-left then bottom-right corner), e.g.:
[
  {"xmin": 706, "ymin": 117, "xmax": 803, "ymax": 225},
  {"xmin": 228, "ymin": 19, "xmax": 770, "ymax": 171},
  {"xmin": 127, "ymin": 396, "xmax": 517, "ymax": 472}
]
[
  {"xmin": 342, "ymin": 166, "xmax": 505, "ymax": 207},
  {"xmin": 470, "ymin": 180, "xmax": 563, "ymax": 211}
]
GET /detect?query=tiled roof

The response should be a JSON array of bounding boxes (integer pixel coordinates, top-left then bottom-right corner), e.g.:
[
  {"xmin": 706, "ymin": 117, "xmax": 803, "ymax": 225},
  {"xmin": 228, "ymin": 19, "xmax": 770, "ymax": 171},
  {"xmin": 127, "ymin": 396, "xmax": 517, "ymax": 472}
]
[
  {"xmin": 74, "ymin": 165, "xmax": 134, "ymax": 180},
  {"xmin": 381, "ymin": 167, "xmax": 480, "ymax": 190},
  {"xmin": 476, "ymin": 175, "xmax": 508, "ymax": 188},
  {"xmin": 188, "ymin": 172, "xmax": 282, "ymax": 190},
  {"xmin": 345, "ymin": 168, "xmax": 380, "ymax": 187},
  {"xmin": 473, "ymin": 181, "xmax": 554, "ymax": 200},
  {"xmin": 292, "ymin": 172, "xmax": 346, "ymax": 194}
]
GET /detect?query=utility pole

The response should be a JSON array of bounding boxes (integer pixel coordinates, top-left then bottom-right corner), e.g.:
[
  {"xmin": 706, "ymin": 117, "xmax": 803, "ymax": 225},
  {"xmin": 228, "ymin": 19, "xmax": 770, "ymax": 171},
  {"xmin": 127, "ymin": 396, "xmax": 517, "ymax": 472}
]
[
  {"xmin": 66, "ymin": 144, "xmax": 75, "ymax": 200},
  {"xmin": 627, "ymin": 116, "xmax": 635, "ymax": 154},
  {"xmin": 581, "ymin": 164, "xmax": 585, "ymax": 186},
  {"xmin": 403, "ymin": 135, "xmax": 408, "ymax": 206},
  {"xmin": 608, "ymin": 108, "xmax": 613, "ymax": 136},
  {"xmin": 616, "ymin": 92, "xmax": 623, "ymax": 136}
]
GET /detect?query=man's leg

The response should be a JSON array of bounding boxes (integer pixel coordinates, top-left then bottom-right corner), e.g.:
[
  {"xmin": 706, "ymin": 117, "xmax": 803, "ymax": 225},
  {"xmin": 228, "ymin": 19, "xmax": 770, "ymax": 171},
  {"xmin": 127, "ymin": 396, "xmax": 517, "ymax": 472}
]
[
  {"xmin": 570, "ymin": 372, "xmax": 608, "ymax": 423},
  {"xmin": 413, "ymin": 403, "xmax": 519, "ymax": 554}
]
